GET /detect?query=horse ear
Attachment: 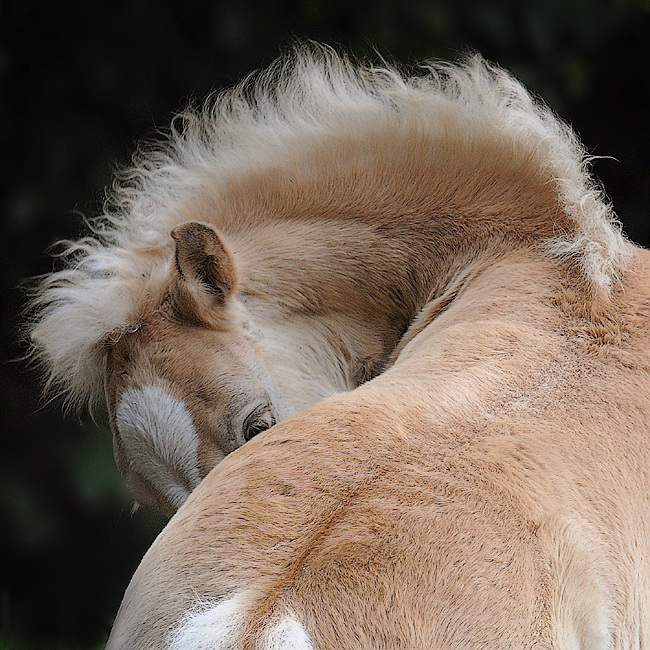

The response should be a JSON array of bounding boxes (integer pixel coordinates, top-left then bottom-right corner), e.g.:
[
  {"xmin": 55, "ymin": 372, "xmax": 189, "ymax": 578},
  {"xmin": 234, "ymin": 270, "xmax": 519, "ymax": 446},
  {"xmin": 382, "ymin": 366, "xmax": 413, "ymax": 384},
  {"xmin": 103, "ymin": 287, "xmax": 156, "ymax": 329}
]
[{"xmin": 169, "ymin": 221, "xmax": 238, "ymax": 325}]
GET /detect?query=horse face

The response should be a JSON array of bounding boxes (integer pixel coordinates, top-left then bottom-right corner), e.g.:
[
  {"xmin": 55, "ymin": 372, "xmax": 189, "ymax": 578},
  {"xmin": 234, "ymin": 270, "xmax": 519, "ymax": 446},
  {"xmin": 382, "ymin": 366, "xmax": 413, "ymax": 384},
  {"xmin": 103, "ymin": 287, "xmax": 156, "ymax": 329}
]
[
  {"xmin": 103, "ymin": 222, "xmax": 293, "ymax": 515},
  {"xmin": 105, "ymin": 316, "xmax": 291, "ymax": 515}
]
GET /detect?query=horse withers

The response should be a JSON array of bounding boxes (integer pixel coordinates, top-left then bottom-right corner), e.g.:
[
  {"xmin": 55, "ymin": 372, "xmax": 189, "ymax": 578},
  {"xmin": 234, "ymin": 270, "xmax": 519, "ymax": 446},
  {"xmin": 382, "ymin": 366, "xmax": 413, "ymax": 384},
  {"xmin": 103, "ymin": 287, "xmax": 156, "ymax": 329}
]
[{"xmin": 97, "ymin": 49, "xmax": 650, "ymax": 647}]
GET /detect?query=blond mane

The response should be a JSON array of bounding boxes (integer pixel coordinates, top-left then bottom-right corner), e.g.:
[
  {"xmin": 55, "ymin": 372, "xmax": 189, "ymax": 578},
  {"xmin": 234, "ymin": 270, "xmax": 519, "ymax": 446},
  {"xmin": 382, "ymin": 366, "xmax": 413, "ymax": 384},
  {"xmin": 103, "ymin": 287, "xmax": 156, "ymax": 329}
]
[{"xmin": 27, "ymin": 45, "xmax": 628, "ymax": 411}]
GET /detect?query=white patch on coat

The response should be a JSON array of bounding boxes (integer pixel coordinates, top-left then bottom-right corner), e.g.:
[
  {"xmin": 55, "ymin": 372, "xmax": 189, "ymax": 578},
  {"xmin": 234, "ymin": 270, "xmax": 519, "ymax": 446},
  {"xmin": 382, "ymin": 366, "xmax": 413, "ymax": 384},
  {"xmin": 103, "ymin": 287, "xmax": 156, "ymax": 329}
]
[
  {"xmin": 168, "ymin": 593, "xmax": 314, "ymax": 650},
  {"xmin": 116, "ymin": 385, "xmax": 201, "ymax": 509},
  {"xmin": 260, "ymin": 615, "xmax": 314, "ymax": 650},
  {"xmin": 168, "ymin": 593, "xmax": 247, "ymax": 650}
]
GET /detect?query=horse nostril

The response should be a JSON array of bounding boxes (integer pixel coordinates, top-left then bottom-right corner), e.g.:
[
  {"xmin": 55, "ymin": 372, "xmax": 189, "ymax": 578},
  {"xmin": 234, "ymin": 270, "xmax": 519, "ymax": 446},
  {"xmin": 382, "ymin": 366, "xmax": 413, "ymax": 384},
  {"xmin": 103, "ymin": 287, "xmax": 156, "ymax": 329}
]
[{"xmin": 242, "ymin": 406, "xmax": 276, "ymax": 442}]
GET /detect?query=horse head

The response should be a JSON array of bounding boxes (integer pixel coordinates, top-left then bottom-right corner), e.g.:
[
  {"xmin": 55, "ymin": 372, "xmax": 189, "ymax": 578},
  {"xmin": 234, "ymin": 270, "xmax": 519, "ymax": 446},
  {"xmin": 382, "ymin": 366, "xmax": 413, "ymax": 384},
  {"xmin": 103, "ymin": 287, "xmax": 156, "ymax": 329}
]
[{"xmin": 103, "ymin": 222, "xmax": 295, "ymax": 515}]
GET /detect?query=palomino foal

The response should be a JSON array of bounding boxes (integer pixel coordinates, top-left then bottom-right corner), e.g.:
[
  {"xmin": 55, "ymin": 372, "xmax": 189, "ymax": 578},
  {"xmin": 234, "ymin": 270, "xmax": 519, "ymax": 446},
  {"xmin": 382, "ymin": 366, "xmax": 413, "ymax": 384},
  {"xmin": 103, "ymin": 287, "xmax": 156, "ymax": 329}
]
[
  {"xmin": 30, "ymin": 69, "xmax": 420, "ymax": 515},
  {"xmin": 106, "ymin": 51, "xmax": 649, "ymax": 647}
]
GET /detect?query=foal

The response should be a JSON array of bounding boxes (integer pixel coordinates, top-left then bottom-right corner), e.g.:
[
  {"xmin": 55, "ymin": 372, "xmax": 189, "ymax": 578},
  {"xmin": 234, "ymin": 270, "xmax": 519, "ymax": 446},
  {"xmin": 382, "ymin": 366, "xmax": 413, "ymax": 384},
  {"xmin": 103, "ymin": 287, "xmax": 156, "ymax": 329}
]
[
  {"xmin": 29, "ymin": 50, "xmax": 630, "ymax": 518},
  {"xmin": 102, "ymin": 50, "xmax": 649, "ymax": 647}
]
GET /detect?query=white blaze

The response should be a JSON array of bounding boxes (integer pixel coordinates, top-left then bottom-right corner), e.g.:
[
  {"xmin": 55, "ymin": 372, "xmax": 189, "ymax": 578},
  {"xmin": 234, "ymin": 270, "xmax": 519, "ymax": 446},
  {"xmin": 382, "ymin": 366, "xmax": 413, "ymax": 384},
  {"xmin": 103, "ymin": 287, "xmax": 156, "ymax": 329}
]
[{"xmin": 116, "ymin": 385, "xmax": 201, "ymax": 509}]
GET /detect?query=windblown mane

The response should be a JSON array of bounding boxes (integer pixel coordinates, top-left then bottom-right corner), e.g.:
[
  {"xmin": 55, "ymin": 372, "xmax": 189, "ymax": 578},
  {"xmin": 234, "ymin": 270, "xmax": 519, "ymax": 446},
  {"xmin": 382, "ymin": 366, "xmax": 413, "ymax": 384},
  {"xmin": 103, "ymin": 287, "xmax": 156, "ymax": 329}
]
[{"xmin": 27, "ymin": 45, "xmax": 628, "ymax": 410}]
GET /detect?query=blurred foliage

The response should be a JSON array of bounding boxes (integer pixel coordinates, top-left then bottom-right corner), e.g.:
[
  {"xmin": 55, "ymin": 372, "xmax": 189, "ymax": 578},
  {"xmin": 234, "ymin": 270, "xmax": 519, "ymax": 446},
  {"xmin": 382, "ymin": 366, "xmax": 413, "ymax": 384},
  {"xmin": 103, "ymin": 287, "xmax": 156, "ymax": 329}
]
[{"xmin": 0, "ymin": 0, "xmax": 648, "ymax": 647}]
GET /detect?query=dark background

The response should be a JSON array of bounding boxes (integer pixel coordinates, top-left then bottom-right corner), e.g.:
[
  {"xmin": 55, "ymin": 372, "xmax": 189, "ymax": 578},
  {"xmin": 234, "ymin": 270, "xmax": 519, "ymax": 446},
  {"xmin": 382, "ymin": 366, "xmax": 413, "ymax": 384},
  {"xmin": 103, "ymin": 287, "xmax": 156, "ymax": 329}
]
[{"xmin": 1, "ymin": 1, "xmax": 648, "ymax": 648}]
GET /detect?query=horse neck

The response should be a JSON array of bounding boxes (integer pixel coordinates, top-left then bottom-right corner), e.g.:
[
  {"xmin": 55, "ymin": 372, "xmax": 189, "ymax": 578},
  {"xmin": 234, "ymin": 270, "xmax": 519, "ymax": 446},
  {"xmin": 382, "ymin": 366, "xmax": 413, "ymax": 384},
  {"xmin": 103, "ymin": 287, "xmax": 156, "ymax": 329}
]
[
  {"xmin": 375, "ymin": 249, "xmax": 586, "ymax": 413},
  {"xmin": 229, "ymin": 223, "xmax": 580, "ymax": 413},
  {"xmin": 228, "ymin": 220, "xmax": 431, "ymax": 405}
]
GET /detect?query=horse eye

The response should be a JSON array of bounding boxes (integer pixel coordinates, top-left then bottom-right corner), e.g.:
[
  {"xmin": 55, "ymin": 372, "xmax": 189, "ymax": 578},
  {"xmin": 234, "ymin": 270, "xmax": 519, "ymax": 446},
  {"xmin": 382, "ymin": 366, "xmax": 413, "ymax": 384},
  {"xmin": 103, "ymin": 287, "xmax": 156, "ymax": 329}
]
[{"xmin": 242, "ymin": 406, "xmax": 276, "ymax": 442}]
